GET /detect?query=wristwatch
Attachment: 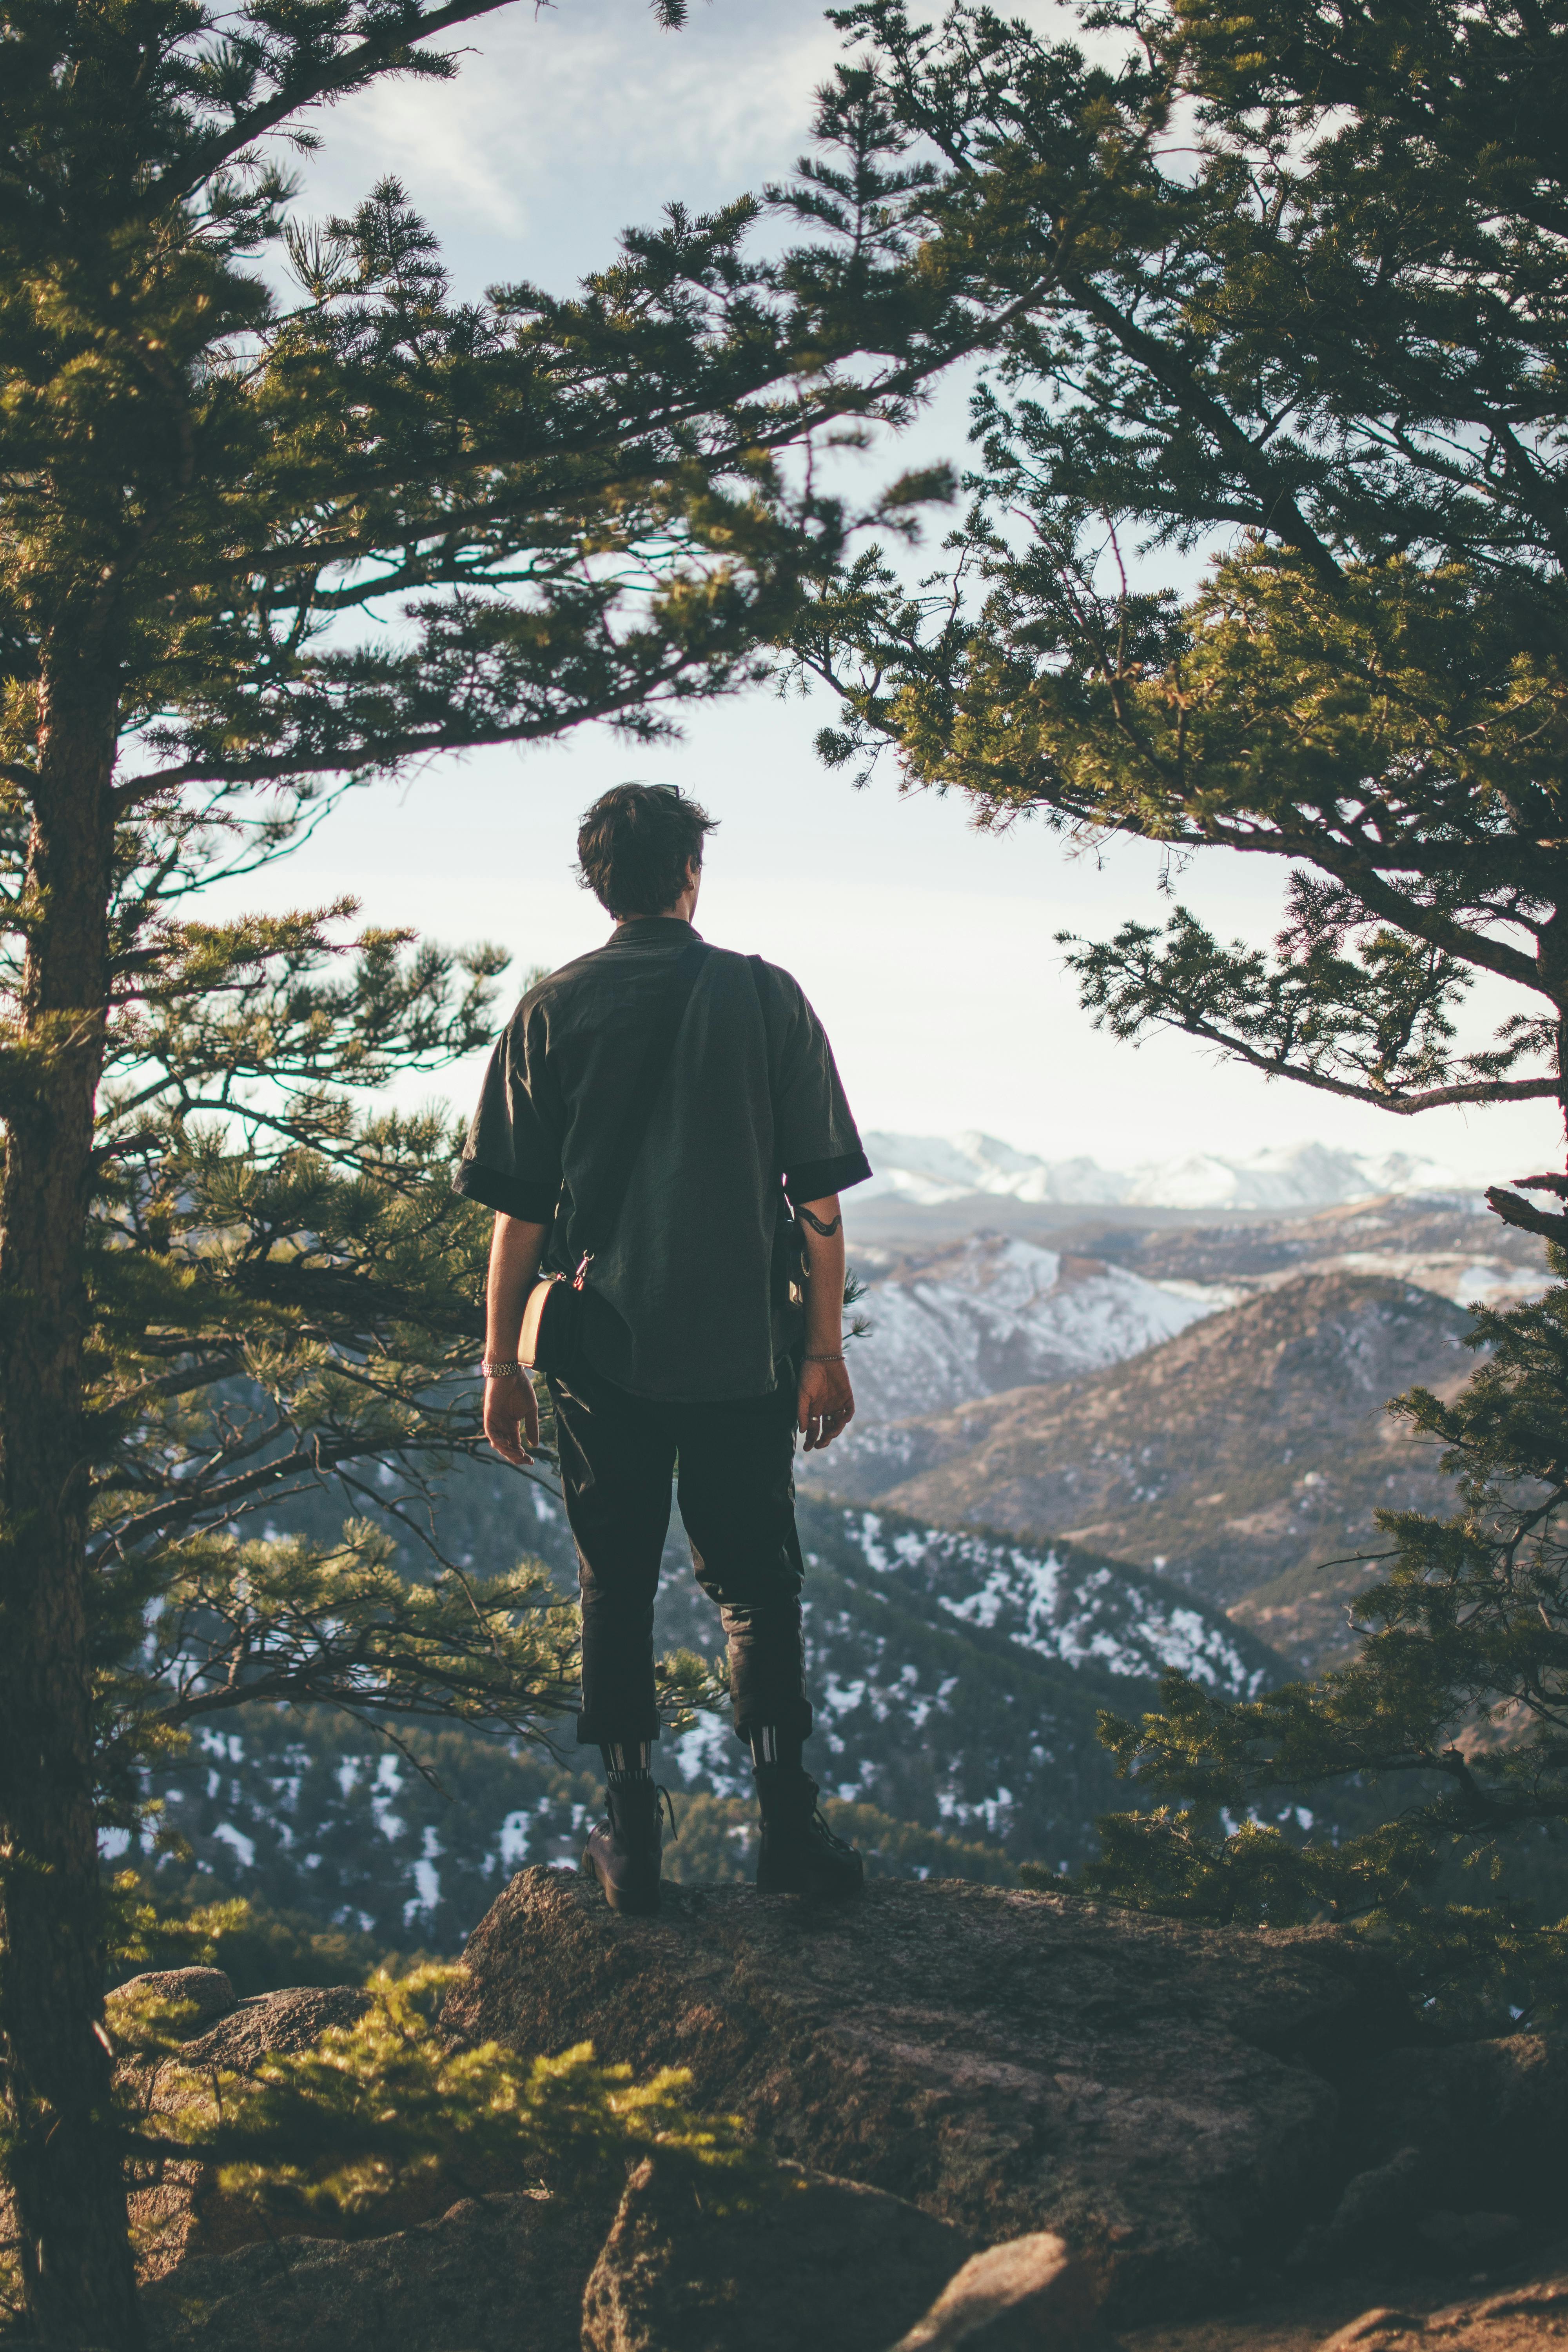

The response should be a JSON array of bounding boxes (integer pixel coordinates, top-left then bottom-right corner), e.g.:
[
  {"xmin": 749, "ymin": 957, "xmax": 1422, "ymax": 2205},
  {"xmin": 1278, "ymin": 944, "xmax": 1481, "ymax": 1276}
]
[{"xmin": 481, "ymin": 1360, "xmax": 525, "ymax": 1379}]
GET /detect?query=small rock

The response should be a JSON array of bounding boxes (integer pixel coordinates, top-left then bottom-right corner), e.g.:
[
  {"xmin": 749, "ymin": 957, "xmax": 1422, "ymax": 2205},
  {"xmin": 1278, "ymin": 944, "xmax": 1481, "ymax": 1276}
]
[
  {"xmin": 108, "ymin": 1968, "xmax": 237, "ymax": 2037},
  {"xmin": 1319, "ymin": 2314, "xmax": 1424, "ymax": 2348},
  {"xmin": 1332, "ymin": 2149, "xmax": 1432, "ymax": 2240},
  {"xmin": 580, "ymin": 2154, "xmax": 975, "ymax": 2352},
  {"xmin": 884, "ymin": 2232, "xmax": 1109, "ymax": 2350},
  {"xmin": 1289, "ymin": 2147, "xmax": 1432, "ymax": 2268}
]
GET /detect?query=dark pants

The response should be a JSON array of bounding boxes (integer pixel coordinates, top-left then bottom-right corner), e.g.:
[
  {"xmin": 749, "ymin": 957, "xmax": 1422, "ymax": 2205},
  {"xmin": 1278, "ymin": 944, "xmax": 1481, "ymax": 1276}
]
[{"xmin": 548, "ymin": 1363, "xmax": 813, "ymax": 1749}]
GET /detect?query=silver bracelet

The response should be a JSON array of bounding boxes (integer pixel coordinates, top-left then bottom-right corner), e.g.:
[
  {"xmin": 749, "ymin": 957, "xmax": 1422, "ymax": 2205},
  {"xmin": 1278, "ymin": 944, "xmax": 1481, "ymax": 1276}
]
[
  {"xmin": 481, "ymin": 1359, "xmax": 525, "ymax": 1379},
  {"xmin": 804, "ymin": 1351, "xmax": 846, "ymax": 1365}
]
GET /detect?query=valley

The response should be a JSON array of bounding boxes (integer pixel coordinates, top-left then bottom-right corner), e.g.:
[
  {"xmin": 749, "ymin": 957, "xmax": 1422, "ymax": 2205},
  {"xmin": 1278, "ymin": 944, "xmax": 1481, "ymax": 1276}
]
[
  {"xmin": 815, "ymin": 1187, "xmax": 1548, "ymax": 1670},
  {"xmin": 138, "ymin": 1147, "xmax": 1549, "ymax": 1962}
]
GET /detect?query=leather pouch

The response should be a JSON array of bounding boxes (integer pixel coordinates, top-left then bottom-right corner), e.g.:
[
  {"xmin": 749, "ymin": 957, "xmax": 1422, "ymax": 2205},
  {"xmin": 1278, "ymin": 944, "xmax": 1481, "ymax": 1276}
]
[{"xmin": 520, "ymin": 1263, "xmax": 589, "ymax": 1378}]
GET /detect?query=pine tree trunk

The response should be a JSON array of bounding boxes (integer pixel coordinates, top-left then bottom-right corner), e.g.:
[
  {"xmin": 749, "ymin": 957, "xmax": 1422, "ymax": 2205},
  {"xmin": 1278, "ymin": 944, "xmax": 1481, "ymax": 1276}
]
[
  {"xmin": 1548, "ymin": 915, "xmax": 1568, "ymax": 1176},
  {"xmin": 0, "ymin": 659, "xmax": 142, "ymax": 2347}
]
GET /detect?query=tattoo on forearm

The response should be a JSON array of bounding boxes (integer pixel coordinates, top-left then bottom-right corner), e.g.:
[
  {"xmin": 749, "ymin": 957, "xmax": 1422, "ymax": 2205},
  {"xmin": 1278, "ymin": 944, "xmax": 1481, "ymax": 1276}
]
[{"xmin": 798, "ymin": 1205, "xmax": 842, "ymax": 1237}]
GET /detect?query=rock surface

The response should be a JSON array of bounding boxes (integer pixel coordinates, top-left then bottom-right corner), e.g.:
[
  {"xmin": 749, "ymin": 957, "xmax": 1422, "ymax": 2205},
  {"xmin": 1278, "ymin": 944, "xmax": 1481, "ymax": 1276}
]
[
  {"xmin": 887, "ymin": 2232, "xmax": 1109, "ymax": 2350},
  {"xmin": 580, "ymin": 2155, "xmax": 977, "ymax": 2352},
  {"xmin": 109, "ymin": 1968, "xmax": 240, "ymax": 2034},
  {"xmin": 1318, "ymin": 2274, "xmax": 1568, "ymax": 2347},
  {"xmin": 113, "ymin": 1973, "xmax": 372, "ymax": 2282},
  {"xmin": 142, "ymin": 2189, "xmax": 608, "ymax": 2352},
  {"xmin": 443, "ymin": 1870, "xmax": 1417, "ymax": 2320},
  {"xmin": 178, "ymin": 1982, "xmax": 371, "ymax": 2071},
  {"xmin": 1351, "ymin": 2039, "xmax": 1568, "ymax": 2227},
  {"xmin": 1285, "ymin": 2036, "xmax": 1568, "ymax": 2278}
]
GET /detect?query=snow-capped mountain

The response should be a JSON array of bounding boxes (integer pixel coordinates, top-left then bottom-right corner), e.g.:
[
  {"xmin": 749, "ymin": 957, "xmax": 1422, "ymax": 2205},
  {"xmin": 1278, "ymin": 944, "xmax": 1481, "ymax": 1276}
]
[
  {"xmin": 858, "ymin": 1132, "xmax": 1472, "ymax": 1211},
  {"xmin": 835, "ymin": 1233, "xmax": 1234, "ymax": 1425}
]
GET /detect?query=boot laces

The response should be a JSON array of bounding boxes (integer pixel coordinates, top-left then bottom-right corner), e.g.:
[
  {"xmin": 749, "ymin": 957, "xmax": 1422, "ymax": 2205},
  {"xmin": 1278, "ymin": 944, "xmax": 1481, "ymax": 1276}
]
[
  {"xmin": 605, "ymin": 1775, "xmax": 677, "ymax": 1838},
  {"xmin": 811, "ymin": 1803, "xmax": 854, "ymax": 1855}
]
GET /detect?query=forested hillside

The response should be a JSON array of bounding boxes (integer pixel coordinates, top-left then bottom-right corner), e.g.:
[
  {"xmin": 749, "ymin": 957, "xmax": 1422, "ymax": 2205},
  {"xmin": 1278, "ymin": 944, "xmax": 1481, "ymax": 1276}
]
[
  {"xmin": 815, "ymin": 1272, "xmax": 1476, "ymax": 1670},
  {"xmin": 133, "ymin": 1481, "xmax": 1282, "ymax": 1951},
  {"xmin": 813, "ymin": 1196, "xmax": 1548, "ymax": 1670},
  {"xmin": 135, "ymin": 1195, "xmax": 1545, "ymax": 1954}
]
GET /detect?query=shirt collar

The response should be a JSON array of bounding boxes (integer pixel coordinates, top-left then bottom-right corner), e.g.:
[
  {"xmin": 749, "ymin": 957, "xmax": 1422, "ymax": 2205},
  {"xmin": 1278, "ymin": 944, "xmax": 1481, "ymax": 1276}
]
[{"xmin": 610, "ymin": 917, "xmax": 699, "ymax": 944}]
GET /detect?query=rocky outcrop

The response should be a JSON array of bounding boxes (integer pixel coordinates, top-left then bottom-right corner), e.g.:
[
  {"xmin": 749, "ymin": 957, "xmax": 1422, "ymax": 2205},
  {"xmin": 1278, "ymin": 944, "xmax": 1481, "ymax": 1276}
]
[
  {"xmin": 442, "ymin": 1870, "xmax": 1417, "ymax": 2321},
  {"xmin": 142, "ymin": 2189, "xmax": 608, "ymax": 2352},
  {"xmin": 114, "ymin": 1969, "xmax": 240, "ymax": 2034},
  {"xmin": 579, "ymin": 2157, "xmax": 978, "ymax": 2352},
  {"xmin": 1287, "ymin": 2037, "xmax": 1568, "ymax": 2278},
  {"xmin": 1351, "ymin": 2038, "xmax": 1568, "ymax": 2223},
  {"xmin": 176, "ymin": 1982, "xmax": 371, "ymax": 2070},
  {"xmin": 108, "ymin": 1894, "xmax": 1568, "ymax": 2352},
  {"xmin": 109, "ymin": 1967, "xmax": 373, "ymax": 2282},
  {"xmin": 1319, "ymin": 2274, "xmax": 1568, "ymax": 2348}
]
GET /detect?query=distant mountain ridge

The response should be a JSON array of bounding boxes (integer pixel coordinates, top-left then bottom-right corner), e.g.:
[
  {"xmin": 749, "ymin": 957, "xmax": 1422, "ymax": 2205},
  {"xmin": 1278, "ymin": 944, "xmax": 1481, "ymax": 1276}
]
[
  {"xmin": 811, "ymin": 1269, "xmax": 1477, "ymax": 1670},
  {"xmin": 831, "ymin": 1197, "xmax": 1543, "ymax": 1430},
  {"xmin": 859, "ymin": 1131, "xmax": 1475, "ymax": 1211}
]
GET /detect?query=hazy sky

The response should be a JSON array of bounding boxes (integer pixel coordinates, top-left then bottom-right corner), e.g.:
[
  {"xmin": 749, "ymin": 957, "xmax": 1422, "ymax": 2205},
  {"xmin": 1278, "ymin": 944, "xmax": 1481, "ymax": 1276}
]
[{"xmin": 213, "ymin": 0, "xmax": 1559, "ymax": 1182}]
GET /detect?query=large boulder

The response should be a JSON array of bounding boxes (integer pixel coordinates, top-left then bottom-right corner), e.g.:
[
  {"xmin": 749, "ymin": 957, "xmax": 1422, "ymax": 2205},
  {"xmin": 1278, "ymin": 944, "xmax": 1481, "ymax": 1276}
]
[
  {"xmin": 109, "ymin": 1969, "xmax": 372, "ymax": 2283},
  {"xmin": 1352, "ymin": 2037, "xmax": 1568, "ymax": 2221},
  {"xmin": 442, "ymin": 1870, "xmax": 1417, "ymax": 2321},
  {"xmin": 142, "ymin": 2189, "xmax": 606, "ymax": 2352},
  {"xmin": 579, "ymin": 2156, "xmax": 980, "ymax": 2352},
  {"xmin": 1288, "ymin": 2038, "xmax": 1568, "ymax": 2277}
]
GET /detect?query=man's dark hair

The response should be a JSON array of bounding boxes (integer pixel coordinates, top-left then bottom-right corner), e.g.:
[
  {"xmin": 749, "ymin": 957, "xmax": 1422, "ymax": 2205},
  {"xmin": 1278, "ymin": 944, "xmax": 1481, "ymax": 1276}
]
[{"xmin": 576, "ymin": 783, "xmax": 717, "ymax": 919}]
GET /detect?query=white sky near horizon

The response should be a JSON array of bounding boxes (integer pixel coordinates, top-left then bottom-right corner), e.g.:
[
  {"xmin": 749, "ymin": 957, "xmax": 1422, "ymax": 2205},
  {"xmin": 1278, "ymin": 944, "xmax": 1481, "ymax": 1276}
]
[{"xmin": 203, "ymin": 0, "xmax": 1562, "ymax": 1186}]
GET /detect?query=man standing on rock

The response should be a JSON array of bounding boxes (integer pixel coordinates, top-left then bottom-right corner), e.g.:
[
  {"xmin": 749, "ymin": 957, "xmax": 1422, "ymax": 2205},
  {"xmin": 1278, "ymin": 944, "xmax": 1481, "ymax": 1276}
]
[{"xmin": 456, "ymin": 782, "xmax": 870, "ymax": 1912}]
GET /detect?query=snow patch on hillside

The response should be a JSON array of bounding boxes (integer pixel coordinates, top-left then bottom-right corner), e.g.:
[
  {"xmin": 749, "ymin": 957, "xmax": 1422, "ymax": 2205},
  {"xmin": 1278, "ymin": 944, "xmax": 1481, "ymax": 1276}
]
[
  {"xmin": 841, "ymin": 1234, "xmax": 1235, "ymax": 1423},
  {"xmin": 840, "ymin": 1510, "xmax": 1269, "ymax": 1697}
]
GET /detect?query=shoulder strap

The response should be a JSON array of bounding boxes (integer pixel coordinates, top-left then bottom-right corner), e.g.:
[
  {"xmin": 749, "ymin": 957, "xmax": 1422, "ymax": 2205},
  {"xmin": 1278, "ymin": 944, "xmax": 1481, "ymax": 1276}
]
[
  {"xmin": 571, "ymin": 937, "xmax": 710, "ymax": 1264},
  {"xmin": 749, "ymin": 954, "xmax": 795, "ymax": 1218}
]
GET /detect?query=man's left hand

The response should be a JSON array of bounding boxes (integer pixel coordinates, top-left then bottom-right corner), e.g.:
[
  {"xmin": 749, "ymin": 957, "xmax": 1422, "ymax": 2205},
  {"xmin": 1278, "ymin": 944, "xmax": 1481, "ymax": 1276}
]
[{"xmin": 798, "ymin": 1357, "xmax": 855, "ymax": 1451}]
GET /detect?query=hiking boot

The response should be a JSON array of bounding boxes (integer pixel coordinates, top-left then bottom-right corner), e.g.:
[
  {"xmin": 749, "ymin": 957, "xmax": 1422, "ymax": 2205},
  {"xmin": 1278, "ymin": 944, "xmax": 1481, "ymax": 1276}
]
[
  {"xmin": 582, "ymin": 1778, "xmax": 666, "ymax": 1915},
  {"xmin": 754, "ymin": 1767, "xmax": 864, "ymax": 1898}
]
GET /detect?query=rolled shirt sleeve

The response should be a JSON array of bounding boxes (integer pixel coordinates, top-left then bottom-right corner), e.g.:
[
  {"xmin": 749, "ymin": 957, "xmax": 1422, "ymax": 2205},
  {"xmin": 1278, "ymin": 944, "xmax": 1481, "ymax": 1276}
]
[
  {"xmin": 759, "ymin": 965, "xmax": 872, "ymax": 1203},
  {"xmin": 452, "ymin": 1002, "xmax": 562, "ymax": 1225}
]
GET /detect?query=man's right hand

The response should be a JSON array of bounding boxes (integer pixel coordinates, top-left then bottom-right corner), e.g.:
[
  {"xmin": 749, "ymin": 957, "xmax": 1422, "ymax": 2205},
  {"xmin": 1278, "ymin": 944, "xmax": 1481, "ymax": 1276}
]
[
  {"xmin": 484, "ymin": 1371, "xmax": 540, "ymax": 1465},
  {"xmin": 798, "ymin": 1356, "xmax": 855, "ymax": 1451}
]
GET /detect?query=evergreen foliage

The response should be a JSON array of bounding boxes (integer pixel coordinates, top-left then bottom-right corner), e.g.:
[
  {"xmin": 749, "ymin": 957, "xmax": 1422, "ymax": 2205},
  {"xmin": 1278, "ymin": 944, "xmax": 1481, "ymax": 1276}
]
[
  {"xmin": 1083, "ymin": 1250, "xmax": 1568, "ymax": 2030},
  {"xmin": 0, "ymin": 0, "xmax": 975, "ymax": 2333},
  {"xmin": 113, "ymin": 1967, "xmax": 763, "ymax": 2237},
  {"xmin": 790, "ymin": 0, "xmax": 1568, "ymax": 2021},
  {"xmin": 795, "ymin": 0, "xmax": 1568, "ymax": 1204}
]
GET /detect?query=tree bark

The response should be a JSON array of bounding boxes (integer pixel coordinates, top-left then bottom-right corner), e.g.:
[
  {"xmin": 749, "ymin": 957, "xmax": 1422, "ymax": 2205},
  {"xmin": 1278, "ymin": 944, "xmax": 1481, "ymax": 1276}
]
[{"xmin": 0, "ymin": 657, "xmax": 143, "ymax": 2346}]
